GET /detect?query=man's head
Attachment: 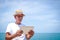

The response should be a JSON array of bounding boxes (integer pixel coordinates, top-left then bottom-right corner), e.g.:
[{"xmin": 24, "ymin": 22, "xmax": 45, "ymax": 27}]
[{"xmin": 14, "ymin": 9, "xmax": 25, "ymax": 24}]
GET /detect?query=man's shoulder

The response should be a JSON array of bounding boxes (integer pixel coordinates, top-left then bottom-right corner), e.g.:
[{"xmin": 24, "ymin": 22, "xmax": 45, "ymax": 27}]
[{"xmin": 8, "ymin": 23, "xmax": 15, "ymax": 26}]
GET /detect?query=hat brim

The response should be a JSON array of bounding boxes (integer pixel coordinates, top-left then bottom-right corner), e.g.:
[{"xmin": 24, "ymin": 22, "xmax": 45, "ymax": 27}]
[{"xmin": 14, "ymin": 13, "xmax": 25, "ymax": 16}]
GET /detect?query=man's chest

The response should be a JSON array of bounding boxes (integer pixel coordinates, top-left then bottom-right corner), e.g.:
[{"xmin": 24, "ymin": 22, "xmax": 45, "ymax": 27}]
[{"xmin": 11, "ymin": 25, "xmax": 20, "ymax": 34}]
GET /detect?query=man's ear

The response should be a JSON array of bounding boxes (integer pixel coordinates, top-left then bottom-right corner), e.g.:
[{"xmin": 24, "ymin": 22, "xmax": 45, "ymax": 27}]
[{"xmin": 14, "ymin": 16, "xmax": 16, "ymax": 19}]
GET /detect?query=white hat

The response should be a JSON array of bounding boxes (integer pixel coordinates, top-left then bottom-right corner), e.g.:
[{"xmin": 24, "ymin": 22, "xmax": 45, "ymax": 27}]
[{"xmin": 13, "ymin": 9, "xmax": 25, "ymax": 16}]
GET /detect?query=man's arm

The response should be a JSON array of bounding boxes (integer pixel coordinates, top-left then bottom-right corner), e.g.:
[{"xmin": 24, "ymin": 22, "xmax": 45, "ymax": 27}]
[
  {"xmin": 5, "ymin": 30, "xmax": 23, "ymax": 40},
  {"xmin": 5, "ymin": 32, "xmax": 17, "ymax": 40}
]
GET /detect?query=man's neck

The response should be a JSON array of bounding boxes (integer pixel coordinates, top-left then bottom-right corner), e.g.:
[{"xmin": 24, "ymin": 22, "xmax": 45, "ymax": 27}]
[{"xmin": 15, "ymin": 22, "xmax": 21, "ymax": 25}]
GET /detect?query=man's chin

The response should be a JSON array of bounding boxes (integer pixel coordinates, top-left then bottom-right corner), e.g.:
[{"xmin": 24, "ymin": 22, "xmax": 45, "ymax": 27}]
[{"xmin": 17, "ymin": 21, "xmax": 21, "ymax": 24}]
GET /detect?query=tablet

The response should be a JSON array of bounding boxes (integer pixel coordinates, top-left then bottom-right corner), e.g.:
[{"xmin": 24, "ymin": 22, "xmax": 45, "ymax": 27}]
[{"xmin": 20, "ymin": 26, "xmax": 34, "ymax": 34}]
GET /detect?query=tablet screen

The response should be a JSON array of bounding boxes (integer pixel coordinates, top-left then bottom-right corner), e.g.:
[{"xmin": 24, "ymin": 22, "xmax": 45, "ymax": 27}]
[{"xmin": 20, "ymin": 26, "xmax": 34, "ymax": 34}]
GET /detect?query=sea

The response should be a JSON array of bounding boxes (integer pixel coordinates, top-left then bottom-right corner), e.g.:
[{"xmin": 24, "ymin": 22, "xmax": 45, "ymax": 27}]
[{"xmin": 0, "ymin": 33, "xmax": 60, "ymax": 40}]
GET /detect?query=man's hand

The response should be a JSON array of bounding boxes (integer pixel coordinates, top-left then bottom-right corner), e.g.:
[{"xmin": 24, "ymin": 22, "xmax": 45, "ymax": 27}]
[
  {"xmin": 26, "ymin": 30, "xmax": 34, "ymax": 40},
  {"xmin": 15, "ymin": 30, "xmax": 23, "ymax": 36}
]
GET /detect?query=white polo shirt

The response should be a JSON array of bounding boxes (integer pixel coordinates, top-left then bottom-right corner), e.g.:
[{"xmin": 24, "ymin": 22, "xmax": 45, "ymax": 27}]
[{"xmin": 6, "ymin": 23, "xmax": 26, "ymax": 40}]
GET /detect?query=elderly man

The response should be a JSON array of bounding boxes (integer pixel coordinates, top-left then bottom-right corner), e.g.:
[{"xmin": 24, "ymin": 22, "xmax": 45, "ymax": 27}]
[{"xmin": 5, "ymin": 10, "xmax": 34, "ymax": 40}]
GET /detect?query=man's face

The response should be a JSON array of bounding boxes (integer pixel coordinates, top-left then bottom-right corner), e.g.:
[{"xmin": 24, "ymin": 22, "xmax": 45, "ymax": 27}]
[{"xmin": 15, "ymin": 15, "xmax": 23, "ymax": 23}]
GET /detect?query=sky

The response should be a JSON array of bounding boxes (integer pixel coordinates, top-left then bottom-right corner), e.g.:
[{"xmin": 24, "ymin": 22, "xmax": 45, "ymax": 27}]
[{"xmin": 0, "ymin": 0, "xmax": 60, "ymax": 33}]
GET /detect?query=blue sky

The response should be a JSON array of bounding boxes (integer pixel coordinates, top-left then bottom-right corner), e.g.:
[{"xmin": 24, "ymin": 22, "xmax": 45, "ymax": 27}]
[{"xmin": 0, "ymin": 0, "xmax": 60, "ymax": 33}]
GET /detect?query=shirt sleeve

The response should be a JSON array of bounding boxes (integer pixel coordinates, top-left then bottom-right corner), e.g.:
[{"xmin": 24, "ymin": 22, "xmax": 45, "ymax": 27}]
[{"xmin": 6, "ymin": 24, "xmax": 12, "ymax": 34}]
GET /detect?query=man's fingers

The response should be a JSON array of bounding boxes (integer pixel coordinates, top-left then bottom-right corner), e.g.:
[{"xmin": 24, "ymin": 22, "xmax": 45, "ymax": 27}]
[
  {"xmin": 28, "ymin": 30, "xmax": 34, "ymax": 35},
  {"xmin": 16, "ymin": 30, "xmax": 23, "ymax": 36}
]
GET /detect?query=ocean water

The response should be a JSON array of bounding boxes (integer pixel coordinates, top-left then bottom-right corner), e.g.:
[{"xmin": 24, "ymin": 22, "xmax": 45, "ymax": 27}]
[{"xmin": 0, "ymin": 33, "xmax": 60, "ymax": 40}]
